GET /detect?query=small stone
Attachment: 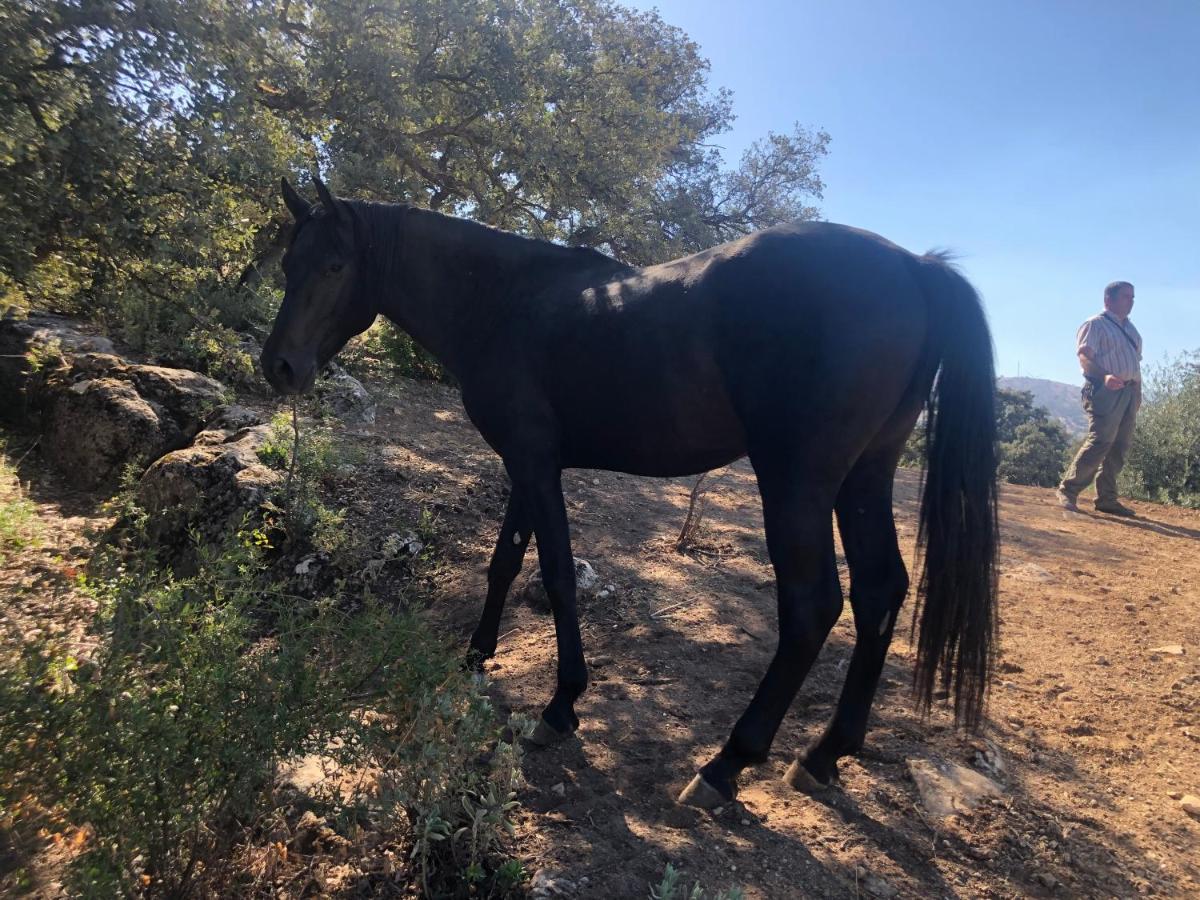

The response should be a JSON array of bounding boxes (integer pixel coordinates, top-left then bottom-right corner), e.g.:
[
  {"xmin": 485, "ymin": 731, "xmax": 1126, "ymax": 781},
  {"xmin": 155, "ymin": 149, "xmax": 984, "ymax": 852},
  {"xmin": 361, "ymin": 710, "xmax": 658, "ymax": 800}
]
[
  {"xmin": 855, "ymin": 866, "xmax": 868, "ymax": 880},
  {"xmin": 590, "ymin": 655, "xmax": 614, "ymax": 668},
  {"xmin": 1034, "ymin": 872, "xmax": 1059, "ymax": 889},
  {"xmin": 1181, "ymin": 795, "xmax": 1200, "ymax": 819},
  {"xmin": 1168, "ymin": 791, "xmax": 1183, "ymax": 800},
  {"xmin": 1096, "ymin": 656, "xmax": 1110, "ymax": 666},
  {"xmin": 1124, "ymin": 603, "xmax": 1137, "ymax": 612},
  {"xmin": 1149, "ymin": 644, "xmax": 1185, "ymax": 655},
  {"xmin": 908, "ymin": 758, "xmax": 1003, "ymax": 819},
  {"xmin": 551, "ymin": 782, "xmax": 566, "ymax": 797},
  {"xmin": 740, "ymin": 817, "xmax": 750, "ymax": 826},
  {"xmin": 529, "ymin": 869, "xmax": 574, "ymax": 898},
  {"xmin": 864, "ymin": 874, "xmax": 899, "ymax": 898},
  {"xmin": 592, "ymin": 478, "xmax": 600, "ymax": 485}
]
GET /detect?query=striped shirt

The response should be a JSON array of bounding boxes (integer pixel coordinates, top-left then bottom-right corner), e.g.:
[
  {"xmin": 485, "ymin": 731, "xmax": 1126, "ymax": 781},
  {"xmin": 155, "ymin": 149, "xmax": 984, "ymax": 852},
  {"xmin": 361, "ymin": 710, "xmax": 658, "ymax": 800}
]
[{"xmin": 1076, "ymin": 312, "xmax": 1142, "ymax": 382}]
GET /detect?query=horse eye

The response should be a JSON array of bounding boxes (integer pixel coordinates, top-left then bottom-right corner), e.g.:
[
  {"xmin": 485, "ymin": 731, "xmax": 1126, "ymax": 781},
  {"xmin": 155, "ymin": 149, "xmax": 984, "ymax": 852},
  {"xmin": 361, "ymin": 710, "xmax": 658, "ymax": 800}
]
[{"xmin": 328, "ymin": 261, "xmax": 344, "ymax": 274}]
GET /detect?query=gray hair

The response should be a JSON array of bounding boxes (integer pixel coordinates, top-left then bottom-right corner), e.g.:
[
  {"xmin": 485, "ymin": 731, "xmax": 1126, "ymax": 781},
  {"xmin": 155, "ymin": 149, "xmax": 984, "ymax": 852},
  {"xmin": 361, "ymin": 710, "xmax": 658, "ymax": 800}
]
[{"xmin": 1104, "ymin": 281, "xmax": 1133, "ymax": 301}]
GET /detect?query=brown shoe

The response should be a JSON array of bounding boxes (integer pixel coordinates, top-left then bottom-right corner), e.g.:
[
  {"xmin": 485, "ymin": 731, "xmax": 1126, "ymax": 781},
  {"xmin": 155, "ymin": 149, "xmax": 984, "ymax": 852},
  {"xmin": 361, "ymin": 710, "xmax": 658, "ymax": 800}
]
[
  {"xmin": 1055, "ymin": 488, "xmax": 1079, "ymax": 512},
  {"xmin": 1095, "ymin": 500, "xmax": 1136, "ymax": 518}
]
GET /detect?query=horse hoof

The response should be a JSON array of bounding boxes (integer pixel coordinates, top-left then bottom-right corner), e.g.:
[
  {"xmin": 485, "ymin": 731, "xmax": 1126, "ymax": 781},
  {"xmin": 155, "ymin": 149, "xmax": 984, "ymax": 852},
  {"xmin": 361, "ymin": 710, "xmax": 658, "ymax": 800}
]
[
  {"xmin": 784, "ymin": 759, "xmax": 833, "ymax": 794},
  {"xmin": 526, "ymin": 717, "xmax": 574, "ymax": 748},
  {"xmin": 677, "ymin": 774, "xmax": 730, "ymax": 810}
]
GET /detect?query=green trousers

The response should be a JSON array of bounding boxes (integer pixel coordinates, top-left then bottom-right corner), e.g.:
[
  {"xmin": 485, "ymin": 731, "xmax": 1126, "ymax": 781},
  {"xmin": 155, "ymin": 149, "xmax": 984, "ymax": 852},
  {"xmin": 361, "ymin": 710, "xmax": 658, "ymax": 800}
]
[{"xmin": 1060, "ymin": 381, "xmax": 1141, "ymax": 503}]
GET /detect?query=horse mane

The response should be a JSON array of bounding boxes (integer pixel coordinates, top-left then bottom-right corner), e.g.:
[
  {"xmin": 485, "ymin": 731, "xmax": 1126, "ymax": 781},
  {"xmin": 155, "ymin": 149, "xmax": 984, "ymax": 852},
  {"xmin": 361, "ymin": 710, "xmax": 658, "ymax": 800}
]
[{"xmin": 346, "ymin": 199, "xmax": 627, "ymax": 277}]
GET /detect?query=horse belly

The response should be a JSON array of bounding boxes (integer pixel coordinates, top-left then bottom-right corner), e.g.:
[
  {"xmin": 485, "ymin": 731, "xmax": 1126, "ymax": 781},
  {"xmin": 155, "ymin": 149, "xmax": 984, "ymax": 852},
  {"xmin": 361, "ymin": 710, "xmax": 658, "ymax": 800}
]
[{"xmin": 558, "ymin": 377, "xmax": 746, "ymax": 477}]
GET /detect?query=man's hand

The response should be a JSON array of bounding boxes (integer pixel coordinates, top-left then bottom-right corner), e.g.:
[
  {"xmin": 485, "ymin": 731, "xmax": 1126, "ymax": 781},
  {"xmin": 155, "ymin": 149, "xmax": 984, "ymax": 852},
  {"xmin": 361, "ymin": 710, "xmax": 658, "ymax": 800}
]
[{"xmin": 1104, "ymin": 374, "xmax": 1126, "ymax": 390}]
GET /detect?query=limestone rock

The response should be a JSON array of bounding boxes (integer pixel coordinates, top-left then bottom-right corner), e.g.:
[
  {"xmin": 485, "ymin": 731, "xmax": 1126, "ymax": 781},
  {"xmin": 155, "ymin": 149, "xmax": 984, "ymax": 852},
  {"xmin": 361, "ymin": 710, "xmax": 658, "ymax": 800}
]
[
  {"xmin": 521, "ymin": 558, "xmax": 600, "ymax": 613},
  {"xmin": 0, "ymin": 313, "xmax": 115, "ymax": 423},
  {"xmin": 44, "ymin": 358, "xmax": 227, "ymax": 491},
  {"xmin": 131, "ymin": 425, "xmax": 280, "ymax": 565},
  {"xmin": 316, "ymin": 362, "xmax": 376, "ymax": 425},
  {"xmin": 908, "ymin": 757, "xmax": 1003, "ymax": 819},
  {"xmin": 45, "ymin": 377, "xmax": 181, "ymax": 490},
  {"xmin": 2, "ymin": 313, "xmax": 234, "ymax": 490}
]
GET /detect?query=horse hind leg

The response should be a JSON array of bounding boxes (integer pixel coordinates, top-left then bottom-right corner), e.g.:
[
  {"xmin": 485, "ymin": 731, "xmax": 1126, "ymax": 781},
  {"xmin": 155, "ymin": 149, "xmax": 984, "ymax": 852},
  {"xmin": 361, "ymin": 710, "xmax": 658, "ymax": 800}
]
[
  {"xmin": 787, "ymin": 448, "xmax": 908, "ymax": 791},
  {"xmin": 680, "ymin": 463, "xmax": 844, "ymax": 807}
]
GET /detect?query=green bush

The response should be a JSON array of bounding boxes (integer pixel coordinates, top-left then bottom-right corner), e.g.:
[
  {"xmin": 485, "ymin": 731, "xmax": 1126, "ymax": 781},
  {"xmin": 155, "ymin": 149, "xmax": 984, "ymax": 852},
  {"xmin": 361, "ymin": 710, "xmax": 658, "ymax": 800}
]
[
  {"xmin": 651, "ymin": 863, "xmax": 745, "ymax": 900},
  {"xmin": 1, "ymin": 419, "xmax": 527, "ymax": 897},
  {"xmin": 897, "ymin": 389, "xmax": 1071, "ymax": 488},
  {"xmin": 0, "ymin": 528, "xmax": 526, "ymax": 896},
  {"xmin": 342, "ymin": 320, "xmax": 449, "ymax": 384},
  {"xmin": 256, "ymin": 409, "xmax": 343, "ymax": 548},
  {"xmin": 998, "ymin": 419, "xmax": 1071, "ymax": 487},
  {"xmin": 1122, "ymin": 352, "xmax": 1200, "ymax": 506},
  {"xmin": 994, "ymin": 389, "xmax": 1071, "ymax": 487}
]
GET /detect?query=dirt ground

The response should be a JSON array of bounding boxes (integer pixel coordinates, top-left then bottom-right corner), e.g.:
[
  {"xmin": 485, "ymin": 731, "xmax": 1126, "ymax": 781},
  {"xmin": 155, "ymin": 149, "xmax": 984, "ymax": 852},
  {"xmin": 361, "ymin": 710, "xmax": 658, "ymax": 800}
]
[{"xmin": 5, "ymin": 373, "xmax": 1200, "ymax": 898}]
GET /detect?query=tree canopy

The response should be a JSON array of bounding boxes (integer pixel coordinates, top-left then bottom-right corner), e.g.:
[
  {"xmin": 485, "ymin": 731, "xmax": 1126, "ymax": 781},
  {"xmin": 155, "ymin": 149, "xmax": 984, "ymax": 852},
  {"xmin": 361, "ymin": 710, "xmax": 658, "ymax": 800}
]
[
  {"xmin": 995, "ymin": 388, "xmax": 1071, "ymax": 488},
  {"xmin": 1, "ymin": 0, "xmax": 829, "ymax": 367}
]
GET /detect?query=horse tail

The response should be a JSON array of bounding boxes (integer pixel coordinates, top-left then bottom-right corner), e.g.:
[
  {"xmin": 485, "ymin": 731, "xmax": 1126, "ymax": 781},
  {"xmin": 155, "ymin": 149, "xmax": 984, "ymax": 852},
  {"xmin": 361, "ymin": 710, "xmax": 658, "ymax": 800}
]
[{"xmin": 908, "ymin": 251, "xmax": 999, "ymax": 730}]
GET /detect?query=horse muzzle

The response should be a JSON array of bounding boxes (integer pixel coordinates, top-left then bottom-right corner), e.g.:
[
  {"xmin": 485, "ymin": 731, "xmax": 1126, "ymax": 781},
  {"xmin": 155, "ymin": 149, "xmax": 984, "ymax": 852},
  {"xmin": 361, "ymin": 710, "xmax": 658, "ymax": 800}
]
[{"xmin": 261, "ymin": 347, "xmax": 317, "ymax": 396}]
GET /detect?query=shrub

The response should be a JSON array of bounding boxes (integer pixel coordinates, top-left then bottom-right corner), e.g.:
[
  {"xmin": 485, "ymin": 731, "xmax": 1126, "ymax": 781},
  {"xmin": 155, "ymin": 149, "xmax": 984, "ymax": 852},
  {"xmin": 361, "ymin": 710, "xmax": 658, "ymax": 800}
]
[
  {"xmin": 0, "ymin": 417, "xmax": 527, "ymax": 896},
  {"xmin": 1122, "ymin": 352, "xmax": 1200, "ymax": 506},
  {"xmin": 651, "ymin": 863, "xmax": 745, "ymax": 900},
  {"xmin": 998, "ymin": 420, "xmax": 1071, "ymax": 487},
  {"xmin": 344, "ymin": 321, "xmax": 449, "ymax": 384},
  {"xmin": 993, "ymin": 389, "xmax": 1071, "ymax": 487}
]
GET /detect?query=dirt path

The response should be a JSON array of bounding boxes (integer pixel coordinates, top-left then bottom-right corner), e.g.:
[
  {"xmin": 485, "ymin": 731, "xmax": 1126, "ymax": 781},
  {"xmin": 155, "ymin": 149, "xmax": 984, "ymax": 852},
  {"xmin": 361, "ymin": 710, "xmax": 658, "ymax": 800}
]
[
  {"xmin": 4, "ymin": 374, "xmax": 1198, "ymax": 899},
  {"xmin": 368, "ymin": 378, "xmax": 1200, "ymax": 899}
]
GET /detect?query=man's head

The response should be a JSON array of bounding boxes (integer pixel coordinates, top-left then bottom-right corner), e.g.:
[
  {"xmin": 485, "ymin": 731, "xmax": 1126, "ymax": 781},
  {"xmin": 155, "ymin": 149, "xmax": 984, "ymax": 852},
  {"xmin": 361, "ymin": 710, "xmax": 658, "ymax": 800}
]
[{"xmin": 1104, "ymin": 281, "xmax": 1135, "ymax": 320}]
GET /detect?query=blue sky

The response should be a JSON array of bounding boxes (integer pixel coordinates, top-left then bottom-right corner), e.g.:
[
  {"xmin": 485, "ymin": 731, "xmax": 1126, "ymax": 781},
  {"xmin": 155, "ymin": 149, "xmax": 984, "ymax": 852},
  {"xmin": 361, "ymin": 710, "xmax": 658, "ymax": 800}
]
[{"xmin": 627, "ymin": 0, "xmax": 1199, "ymax": 383}]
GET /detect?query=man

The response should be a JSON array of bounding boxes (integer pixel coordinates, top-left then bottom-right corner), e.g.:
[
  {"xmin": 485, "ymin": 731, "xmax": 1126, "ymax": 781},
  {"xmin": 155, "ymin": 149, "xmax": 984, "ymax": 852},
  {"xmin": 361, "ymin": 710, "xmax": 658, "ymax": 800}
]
[{"xmin": 1057, "ymin": 281, "xmax": 1142, "ymax": 516}]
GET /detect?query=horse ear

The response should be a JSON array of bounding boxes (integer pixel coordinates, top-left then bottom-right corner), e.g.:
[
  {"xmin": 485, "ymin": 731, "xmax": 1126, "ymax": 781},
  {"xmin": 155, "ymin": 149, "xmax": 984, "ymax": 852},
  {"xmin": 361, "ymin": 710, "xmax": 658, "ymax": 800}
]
[
  {"xmin": 281, "ymin": 177, "xmax": 311, "ymax": 221},
  {"xmin": 313, "ymin": 174, "xmax": 347, "ymax": 223}
]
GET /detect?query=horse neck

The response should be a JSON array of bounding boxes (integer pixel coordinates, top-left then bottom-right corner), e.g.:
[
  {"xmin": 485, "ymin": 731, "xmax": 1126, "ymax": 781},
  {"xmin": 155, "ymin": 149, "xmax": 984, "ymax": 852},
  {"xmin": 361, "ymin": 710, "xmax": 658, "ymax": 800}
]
[{"xmin": 355, "ymin": 203, "xmax": 606, "ymax": 381}]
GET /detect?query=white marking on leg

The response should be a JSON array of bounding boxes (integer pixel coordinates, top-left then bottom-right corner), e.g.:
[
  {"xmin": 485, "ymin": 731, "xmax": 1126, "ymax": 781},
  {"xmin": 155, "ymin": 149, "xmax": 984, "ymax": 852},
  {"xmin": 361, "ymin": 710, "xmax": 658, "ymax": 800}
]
[
  {"xmin": 879, "ymin": 610, "xmax": 891, "ymax": 636},
  {"xmin": 512, "ymin": 531, "xmax": 522, "ymax": 545}
]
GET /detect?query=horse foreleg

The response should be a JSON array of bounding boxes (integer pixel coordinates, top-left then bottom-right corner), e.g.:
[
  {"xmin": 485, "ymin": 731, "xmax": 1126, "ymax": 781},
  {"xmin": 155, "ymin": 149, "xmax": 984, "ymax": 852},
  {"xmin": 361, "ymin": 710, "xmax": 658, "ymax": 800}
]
[
  {"xmin": 467, "ymin": 490, "xmax": 532, "ymax": 671},
  {"xmin": 504, "ymin": 463, "xmax": 588, "ymax": 746}
]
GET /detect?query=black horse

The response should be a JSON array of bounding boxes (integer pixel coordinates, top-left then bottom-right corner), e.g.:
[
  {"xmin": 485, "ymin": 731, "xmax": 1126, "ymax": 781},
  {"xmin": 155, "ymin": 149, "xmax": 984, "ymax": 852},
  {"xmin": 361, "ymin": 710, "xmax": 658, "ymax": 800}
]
[{"xmin": 262, "ymin": 177, "xmax": 998, "ymax": 807}]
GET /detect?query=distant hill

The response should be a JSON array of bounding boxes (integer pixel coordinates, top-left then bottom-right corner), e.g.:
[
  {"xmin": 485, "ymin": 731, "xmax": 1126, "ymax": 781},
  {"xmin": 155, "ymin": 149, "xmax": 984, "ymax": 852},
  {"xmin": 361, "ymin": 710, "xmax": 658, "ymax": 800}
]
[{"xmin": 998, "ymin": 376, "xmax": 1087, "ymax": 436}]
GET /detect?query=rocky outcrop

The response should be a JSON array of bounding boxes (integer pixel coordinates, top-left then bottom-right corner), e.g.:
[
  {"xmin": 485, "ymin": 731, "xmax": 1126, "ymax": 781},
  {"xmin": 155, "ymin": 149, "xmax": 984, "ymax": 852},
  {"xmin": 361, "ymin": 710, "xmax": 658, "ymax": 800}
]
[
  {"xmin": 0, "ymin": 313, "xmax": 115, "ymax": 422},
  {"xmin": 316, "ymin": 362, "xmax": 376, "ymax": 426},
  {"xmin": 2, "ymin": 314, "xmax": 233, "ymax": 491},
  {"xmin": 43, "ymin": 355, "xmax": 229, "ymax": 491},
  {"xmin": 134, "ymin": 424, "xmax": 280, "ymax": 562}
]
